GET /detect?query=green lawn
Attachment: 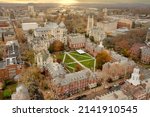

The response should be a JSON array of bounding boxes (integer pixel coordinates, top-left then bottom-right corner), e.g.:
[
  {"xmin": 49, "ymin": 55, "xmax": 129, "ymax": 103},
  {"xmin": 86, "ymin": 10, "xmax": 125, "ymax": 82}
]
[
  {"xmin": 80, "ymin": 59, "xmax": 95, "ymax": 70},
  {"xmin": 64, "ymin": 55, "xmax": 74, "ymax": 63},
  {"xmin": 0, "ymin": 80, "xmax": 17, "ymax": 100},
  {"xmin": 54, "ymin": 51, "xmax": 95, "ymax": 72},
  {"xmin": 70, "ymin": 51, "xmax": 92, "ymax": 61}
]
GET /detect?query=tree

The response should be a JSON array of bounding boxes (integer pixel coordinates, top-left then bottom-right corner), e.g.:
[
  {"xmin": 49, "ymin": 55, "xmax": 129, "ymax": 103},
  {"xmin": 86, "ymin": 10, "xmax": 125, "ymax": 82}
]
[
  {"xmin": 96, "ymin": 50, "xmax": 111, "ymax": 69},
  {"xmin": 89, "ymin": 36, "xmax": 94, "ymax": 42},
  {"xmin": 22, "ymin": 49, "xmax": 35, "ymax": 64},
  {"xmin": 20, "ymin": 67, "xmax": 44, "ymax": 100},
  {"xmin": 48, "ymin": 45, "xmax": 54, "ymax": 53},
  {"xmin": 28, "ymin": 29, "xmax": 34, "ymax": 35},
  {"xmin": 20, "ymin": 67, "xmax": 56, "ymax": 100},
  {"xmin": 75, "ymin": 64, "xmax": 82, "ymax": 72},
  {"xmin": 48, "ymin": 40, "xmax": 64, "ymax": 53}
]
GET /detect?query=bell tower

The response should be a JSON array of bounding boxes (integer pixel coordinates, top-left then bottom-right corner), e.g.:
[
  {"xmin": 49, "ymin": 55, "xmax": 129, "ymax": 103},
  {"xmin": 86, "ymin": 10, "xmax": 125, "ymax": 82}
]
[{"xmin": 87, "ymin": 15, "xmax": 94, "ymax": 35}]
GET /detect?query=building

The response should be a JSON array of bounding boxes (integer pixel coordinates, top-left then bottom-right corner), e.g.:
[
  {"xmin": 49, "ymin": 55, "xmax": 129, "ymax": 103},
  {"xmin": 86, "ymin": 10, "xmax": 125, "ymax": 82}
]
[
  {"xmin": 95, "ymin": 90, "xmax": 129, "ymax": 100},
  {"xmin": 45, "ymin": 61, "xmax": 97, "ymax": 98},
  {"xmin": 140, "ymin": 46, "xmax": 150, "ymax": 64},
  {"xmin": 121, "ymin": 68, "xmax": 148, "ymax": 100},
  {"xmin": 22, "ymin": 22, "xmax": 38, "ymax": 31},
  {"xmin": 85, "ymin": 40, "xmax": 104, "ymax": 57},
  {"xmin": 56, "ymin": 69, "xmax": 97, "ymax": 98},
  {"xmin": 11, "ymin": 84, "xmax": 30, "ymax": 100},
  {"xmin": 95, "ymin": 67, "xmax": 150, "ymax": 100},
  {"xmin": 89, "ymin": 27, "xmax": 106, "ymax": 42},
  {"xmin": 35, "ymin": 50, "xmax": 53, "ymax": 69},
  {"xmin": 28, "ymin": 5, "xmax": 36, "ymax": 16},
  {"xmin": 68, "ymin": 34, "xmax": 86, "ymax": 49},
  {"xmin": 110, "ymin": 51, "xmax": 128, "ymax": 62},
  {"xmin": 86, "ymin": 15, "xmax": 94, "ymax": 34},
  {"xmin": 0, "ymin": 40, "xmax": 23, "ymax": 79},
  {"xmin": 28, "ymin": 36, "xmax": 54, "ymax": 52},
  {"xmin": 117, "ymin": 19, "xmax": 133, "ymax": 29},
  {"xmin": 145, "ymin": 28, "xmax": 150, "ymax": 46},
  {"xmin": 2, "ymin": 28, "xmax": 16, "ymax": 42},
  {"xmin": 127, "ymin": 68, "xmax": 141, "ymax": 86},
  {"xmin": 34, "ymin": 21, "xmax": 67, "ymax": 44},
  {"xmin": 97, "ymin": 20, "xmax": 117, "ymax": 33},
  {"xmin": 102, "ymin": 60, "xmax": 135, "ymax": 81},
  {"xmin": 86, "ymin": 16, "xmax": 106, "ymax": 42}
]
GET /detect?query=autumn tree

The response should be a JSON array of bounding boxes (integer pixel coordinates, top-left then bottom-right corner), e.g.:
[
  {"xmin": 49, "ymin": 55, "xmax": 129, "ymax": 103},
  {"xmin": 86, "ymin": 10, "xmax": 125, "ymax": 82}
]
[
  {"xmin": 48, "ymin": 40, "xmax": 64, "ymax": 53},
  {"xmin": 75, "ymin": 64, "xmax": 82, "ymax": 72},
  {"xmin": 20, "ymin": 67, "xmax": 57, "ymax": 100},
  {"xmin": 20, "ymin": 67, "xmax": 44, "ymax": 100},
  {"xmin": 28, "ymin": 29, "xmax": 34, "ymax": 35},
  {"xmin": 22, "ymin": 49, "xmax": 35, "ymax": 64},
  {"xmin": 96, "ymin": 50, "xmax": 111, "ymax": 69}
]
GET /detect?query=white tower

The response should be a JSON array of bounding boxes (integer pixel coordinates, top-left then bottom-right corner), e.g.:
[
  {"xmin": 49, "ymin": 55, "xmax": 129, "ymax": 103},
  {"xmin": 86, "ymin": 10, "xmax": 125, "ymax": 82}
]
[
  {"xmin": 127, "ymin": 67, "xmax": 141, "ymax": 86},
  {"xmin": 87, "ymin": 15, "xmax": 94, "ymax": 34}
]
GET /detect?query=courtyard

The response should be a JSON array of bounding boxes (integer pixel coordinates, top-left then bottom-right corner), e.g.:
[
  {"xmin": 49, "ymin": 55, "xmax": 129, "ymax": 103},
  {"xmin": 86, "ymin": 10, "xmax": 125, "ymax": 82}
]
[{"xmin": 54, "ymin": 50, "xmax": 96, "ymax": 73}]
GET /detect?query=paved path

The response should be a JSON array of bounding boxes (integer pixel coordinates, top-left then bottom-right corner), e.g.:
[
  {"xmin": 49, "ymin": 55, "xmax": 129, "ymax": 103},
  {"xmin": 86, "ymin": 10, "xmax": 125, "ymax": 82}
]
[
  {"xmin": 66, "ymin": 58, "xmax": 94, "ymax": 65},
  {"xmin": 70, "ymin": 53, "xmax": 92, "ymax": 59},
  {"xmin": 65, "ymin": 52, "xmax": 89, "ymax": 69}
]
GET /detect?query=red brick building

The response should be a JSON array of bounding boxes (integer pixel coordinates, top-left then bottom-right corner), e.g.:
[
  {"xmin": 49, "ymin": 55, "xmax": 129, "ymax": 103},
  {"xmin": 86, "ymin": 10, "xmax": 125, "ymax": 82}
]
[
  {"xmin": 0, "ymin": 63, "xmax": 23, "ymax": 79},
  {"xmin": 140, "ymin": 46, "xmax": 150, "ymax": 64},
  {"xmin": 117, "ymin": 19, "xmax": 132, "ymax": 29},
  {"xmin": 68, "ymin": 34, "xmax": 86, "ymax": 49}
]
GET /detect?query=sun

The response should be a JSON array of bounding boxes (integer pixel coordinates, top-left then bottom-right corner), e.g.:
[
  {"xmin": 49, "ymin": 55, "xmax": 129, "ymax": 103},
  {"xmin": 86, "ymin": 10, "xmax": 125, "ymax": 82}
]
[{"xmin": 59, "ymin": 0, "xmax": 78, "ymax": 5}]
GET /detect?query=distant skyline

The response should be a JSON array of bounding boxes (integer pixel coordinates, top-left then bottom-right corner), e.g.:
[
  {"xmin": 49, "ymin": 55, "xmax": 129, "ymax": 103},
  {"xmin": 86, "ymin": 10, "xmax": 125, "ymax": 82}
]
[{"xmin": 0, "ymin": 0, "xmax": 150, "ymax": 4}]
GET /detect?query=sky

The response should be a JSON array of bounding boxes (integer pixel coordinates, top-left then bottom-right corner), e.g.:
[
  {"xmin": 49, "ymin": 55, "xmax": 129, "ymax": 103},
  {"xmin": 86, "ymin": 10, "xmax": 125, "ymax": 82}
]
[{"xmin": 0, "ymin": 0, "xmax": 149, "ymax": 4}]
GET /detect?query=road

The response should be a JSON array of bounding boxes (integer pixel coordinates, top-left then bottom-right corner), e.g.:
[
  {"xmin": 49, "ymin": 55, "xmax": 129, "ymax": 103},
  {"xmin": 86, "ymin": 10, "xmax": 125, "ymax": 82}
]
[{"xmin": 64, "ymin": 77, "xmax": 126, "ymax": 100}]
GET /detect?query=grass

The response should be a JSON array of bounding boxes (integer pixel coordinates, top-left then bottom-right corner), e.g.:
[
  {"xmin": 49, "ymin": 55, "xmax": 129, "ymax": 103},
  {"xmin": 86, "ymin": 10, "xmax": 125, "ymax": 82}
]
[
  {"xmin": 80, "ymin": 59, "xmax": 95, "ymax": 70},
  {"xmin": 64, "ymin": 55, "xmax": 74, "ymax": 63},
  {"xmin": 0, "ymin": 80, "xmax": 17, "ymax": 100},
  {"xmin": 53, "ymin": 51, "xmax": 95, "ymax": 72},
  {"xmin": 70, "ymin": 51, "xmax": 92, "ymax": 61}
]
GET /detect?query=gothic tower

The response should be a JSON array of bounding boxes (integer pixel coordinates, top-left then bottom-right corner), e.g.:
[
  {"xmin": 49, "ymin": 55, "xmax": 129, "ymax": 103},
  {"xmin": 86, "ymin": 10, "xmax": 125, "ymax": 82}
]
[{"xmin": 87, "ymin": 15, "xmax": 94, "ymax": 34}]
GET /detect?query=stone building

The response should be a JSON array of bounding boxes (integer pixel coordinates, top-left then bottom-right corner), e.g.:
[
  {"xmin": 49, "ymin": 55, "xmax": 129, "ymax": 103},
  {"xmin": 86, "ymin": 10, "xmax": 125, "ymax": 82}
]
[
  {"xmin": 68, "ymin": 34, "xmax": 86, "ymax": 49},
  {"xmin": 45, "ymin": 61, "xmax": 97, "ymax": 99},
  {"xmin": 140, "ymin": 46, "xmax": 150, "ymax": 64},
  {"xmin": 102, "ymin": 60, "xmax": 135, "ymax": 81},
  {"xmin": 0, "ymin": 40, "xmax": 23, "ymax": 79},
  {"xmin": 85, "ymin": 40, "xmax": 104, "ymax": 57},
  {"xmin": 34, "ymin": 21, "xmax": 67, "ymax": 44},
  {"xmin": 35, "ymin": 50, "xmax": 53, "ymax": 69}
]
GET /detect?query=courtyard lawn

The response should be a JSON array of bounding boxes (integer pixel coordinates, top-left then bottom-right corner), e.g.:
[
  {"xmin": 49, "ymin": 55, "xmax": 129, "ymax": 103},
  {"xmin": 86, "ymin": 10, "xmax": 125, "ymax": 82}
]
[
  {"xmin": 80, "ymin": 59, "xmax": 95, "ymax": 70},
  {"xmin": 69, "ymin": 51, "xmax": 93, "ymax": 61},
  {"xmin": 54, "ymin": 51, "xmax": 96, "ymax": 73},
  {"xmin": 64, "ymin": 55, "xmax": 74, "ymax": 63}
]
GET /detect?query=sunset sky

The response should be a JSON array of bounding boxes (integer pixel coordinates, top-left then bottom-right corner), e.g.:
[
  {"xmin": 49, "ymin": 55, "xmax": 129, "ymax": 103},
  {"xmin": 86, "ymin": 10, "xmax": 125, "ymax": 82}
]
[{"xmin": 0, "ymin": 0, "xmax": 149, "ymax": 4}]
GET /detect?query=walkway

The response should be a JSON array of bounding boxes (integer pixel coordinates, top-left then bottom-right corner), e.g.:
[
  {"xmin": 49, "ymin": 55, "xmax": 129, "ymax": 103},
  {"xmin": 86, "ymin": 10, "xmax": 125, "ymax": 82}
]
[{"xmin": 65, "ymin": 52, "xmax": 89, "ymax": 69}]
